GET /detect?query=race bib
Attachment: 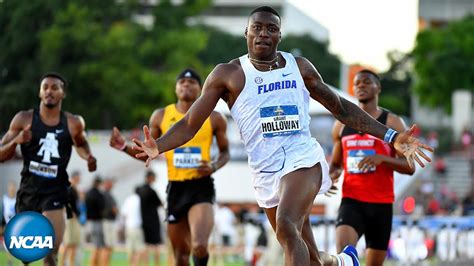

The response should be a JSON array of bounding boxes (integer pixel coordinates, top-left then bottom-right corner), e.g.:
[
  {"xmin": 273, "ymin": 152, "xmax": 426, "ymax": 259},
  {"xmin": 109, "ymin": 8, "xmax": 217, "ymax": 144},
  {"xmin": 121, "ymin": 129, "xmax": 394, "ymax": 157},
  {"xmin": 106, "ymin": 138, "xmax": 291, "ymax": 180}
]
[
  {"xmin": 29, "ymin": 161, "xmax": 58, "ymax": 178},
  {"xmin": 347, "ymin": 149, "xmax": 376, "ymax": 174},
  {"xmin": 260, "ymin": 105, "xmax": 301, "ymax": 138},
  {"xmin": 173, "ymin": 147, "xmax": 202, "ymax": 168}
]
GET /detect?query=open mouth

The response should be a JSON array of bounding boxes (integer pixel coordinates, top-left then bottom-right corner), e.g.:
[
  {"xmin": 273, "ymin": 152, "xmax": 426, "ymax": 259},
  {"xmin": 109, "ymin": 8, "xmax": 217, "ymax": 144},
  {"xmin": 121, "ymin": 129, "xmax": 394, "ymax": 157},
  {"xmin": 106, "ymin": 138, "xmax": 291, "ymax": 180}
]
[{"xmin": 255, "ymin": 41, "xmax": 271, "ymax": 47}]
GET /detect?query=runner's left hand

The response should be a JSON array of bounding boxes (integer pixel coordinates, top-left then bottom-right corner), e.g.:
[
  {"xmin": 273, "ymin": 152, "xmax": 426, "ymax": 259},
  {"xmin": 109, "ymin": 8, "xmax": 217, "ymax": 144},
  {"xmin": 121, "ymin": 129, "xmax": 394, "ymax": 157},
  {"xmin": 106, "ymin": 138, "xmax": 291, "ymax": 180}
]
[
  {"xmin": 133, "ymin": 125, "xmax": 159, "ymax": 167},
  {"xmin": 197, "ymin": 160, "xmax": 213, "ymax": 177},
  {"xmin": 393, "ymin": 125, "xmax": 434, "ymax": 169}
]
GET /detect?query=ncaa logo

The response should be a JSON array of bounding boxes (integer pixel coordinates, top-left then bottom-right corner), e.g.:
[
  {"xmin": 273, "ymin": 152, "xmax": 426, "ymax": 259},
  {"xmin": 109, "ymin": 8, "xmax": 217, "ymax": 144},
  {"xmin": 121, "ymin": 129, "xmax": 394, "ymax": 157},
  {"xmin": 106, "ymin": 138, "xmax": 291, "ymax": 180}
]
[
  {"xmin": 3, "ymin": 211, "xmax": 55, "ymax": 263},
  {"xmin": 255, "ymin": 77, "xmax": 263, "ymax": 84}
]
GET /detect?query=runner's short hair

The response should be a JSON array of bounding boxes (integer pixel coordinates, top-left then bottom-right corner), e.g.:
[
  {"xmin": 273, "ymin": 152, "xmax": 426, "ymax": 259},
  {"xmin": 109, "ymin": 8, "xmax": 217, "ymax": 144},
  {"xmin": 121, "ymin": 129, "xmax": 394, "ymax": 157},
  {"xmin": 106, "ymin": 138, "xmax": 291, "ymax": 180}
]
[
  {"xmin": 41, "ymin": 72, "xmax": 68, "ymax": 90},
  {"xmin": 356, "ymin": 69, "xmax": 380, "ymax": 87},
  {"xmin": 249, "ymin": 6, "xmax": 280, "ymax": 19}
]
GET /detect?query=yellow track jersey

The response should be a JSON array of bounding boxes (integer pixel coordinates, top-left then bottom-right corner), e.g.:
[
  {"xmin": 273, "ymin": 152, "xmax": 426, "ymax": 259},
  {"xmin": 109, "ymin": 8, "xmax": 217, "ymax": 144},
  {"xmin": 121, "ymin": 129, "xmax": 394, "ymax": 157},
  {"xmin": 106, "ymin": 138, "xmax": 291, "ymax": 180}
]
[{"xmin": 160, "ymin": 104, "xmax": 213, "ymax": 181}]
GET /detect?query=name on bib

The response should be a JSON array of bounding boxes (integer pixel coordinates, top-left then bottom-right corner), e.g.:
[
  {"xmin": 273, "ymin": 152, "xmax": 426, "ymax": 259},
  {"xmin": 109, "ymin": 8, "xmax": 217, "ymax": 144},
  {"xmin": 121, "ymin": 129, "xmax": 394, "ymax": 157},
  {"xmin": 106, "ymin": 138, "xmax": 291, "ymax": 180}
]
[
  {"xmin": 260, "ymin": 105, "xmax": 301, "ymax": 138},
  {"xmin": 173, "ymin": 147, "xmax": 202, "ymax": 168},
  {"xmin": 29, "ymin": 161, "xmax": 58, "ymax": 178}
]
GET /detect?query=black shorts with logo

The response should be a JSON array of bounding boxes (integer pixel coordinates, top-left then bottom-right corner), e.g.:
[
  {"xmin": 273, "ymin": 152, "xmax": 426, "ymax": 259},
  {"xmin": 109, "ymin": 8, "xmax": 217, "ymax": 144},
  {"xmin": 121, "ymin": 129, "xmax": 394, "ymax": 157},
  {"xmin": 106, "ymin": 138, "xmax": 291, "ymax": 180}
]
[
  {"xmin": 336, "ymin": 197, "xmax": 393, "ymax": 250},
  {"xmin": 166, "ymin": 176, "xmax": 215, "ymax": 224},
  {"xmin": 16, "ymin": 187, "xmax": 68, "ymax": 214}
]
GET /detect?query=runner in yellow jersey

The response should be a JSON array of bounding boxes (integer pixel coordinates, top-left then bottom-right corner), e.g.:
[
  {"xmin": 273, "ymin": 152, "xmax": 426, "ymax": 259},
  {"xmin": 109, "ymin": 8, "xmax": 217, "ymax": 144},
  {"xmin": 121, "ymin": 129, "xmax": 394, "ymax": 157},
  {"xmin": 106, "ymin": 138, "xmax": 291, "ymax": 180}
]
[{"xmin": 110, "ymin": 69, "xmax": 230, "ymax": 266}]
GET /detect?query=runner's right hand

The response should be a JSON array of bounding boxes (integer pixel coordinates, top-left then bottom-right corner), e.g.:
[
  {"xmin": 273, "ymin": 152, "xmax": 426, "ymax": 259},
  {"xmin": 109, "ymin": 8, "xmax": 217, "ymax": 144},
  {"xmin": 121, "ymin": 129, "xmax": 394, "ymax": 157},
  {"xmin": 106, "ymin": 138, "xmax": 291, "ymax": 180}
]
[
  {"xmin": 87, "ymin": 155, "xmax": 97, "ymax": 172},
  {"xmin": 14, "ymin": 124, "xmax": 32, "ymax": 144},
  {"xmin": 197, "ymin": 160, "xmax": 213, "ymax": 177},
  {"xmin": 110, "ymin": 127, "xmax": 126, "ymax": 150},
  {"xmin": 326, "ymin": 165, "xmax": 342, "ymax": 197}
]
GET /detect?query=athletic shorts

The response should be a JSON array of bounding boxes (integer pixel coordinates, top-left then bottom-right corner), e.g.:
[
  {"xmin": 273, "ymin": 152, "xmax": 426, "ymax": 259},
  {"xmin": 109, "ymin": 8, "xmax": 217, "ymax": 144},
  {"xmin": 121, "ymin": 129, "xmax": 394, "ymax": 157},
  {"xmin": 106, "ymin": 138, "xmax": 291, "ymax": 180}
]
[
  {"xmin": 126, "ymin": 228, "xmax": 146, "ymax": 253},
  {"xmin": 103, "ymin": 219, "xmax": 116, "ymax": 247},
  {"xmin": 63, "ymin": 217, "xmax": 81, "ymax": 246},
  {"xmin": 166, "ymin": 176, "xmax": 215, "ymax": 224},
  {"xmin": 16, "ymin": 188, "xmax": 68, "ymax": 213},
  {"xmin": 252, "ymin": 138, "xmax": 332, "ymax": 208},
  {"xmin": 88, "ymin": 220, "xmax": 105, "ymax": 248},
  {"xmin": 336, "ymin": 197, "xmax": 393, "ymax": 250}
]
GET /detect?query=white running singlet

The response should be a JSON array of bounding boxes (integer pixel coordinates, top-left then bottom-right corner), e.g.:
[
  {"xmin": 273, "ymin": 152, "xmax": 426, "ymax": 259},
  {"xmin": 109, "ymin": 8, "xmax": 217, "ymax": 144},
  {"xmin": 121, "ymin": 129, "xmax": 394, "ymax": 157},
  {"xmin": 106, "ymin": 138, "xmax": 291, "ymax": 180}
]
[{"xmin": 230, "ymin": 51, "xmax": 331, "ymax": 207}]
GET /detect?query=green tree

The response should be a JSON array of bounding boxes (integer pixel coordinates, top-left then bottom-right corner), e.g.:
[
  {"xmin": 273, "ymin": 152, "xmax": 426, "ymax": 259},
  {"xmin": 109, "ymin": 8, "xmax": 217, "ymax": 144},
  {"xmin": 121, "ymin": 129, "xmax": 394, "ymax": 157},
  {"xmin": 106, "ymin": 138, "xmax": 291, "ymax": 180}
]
[
  {"xmin": 279, "ymin": 34, "xmax": 340, "ymax": 86},
  {"xmin": 411, "ymin": 15, "xmax": 474, "ymax": 112},
  {"xmin": 198, "ymin": 27, "xmax": 247, "ymax": 66},
  {"xmin": 0, "ymin": 0, "xmax": 211, "ymax": 130},
  {"xmin": 379, "ymin": 51, "xmax": 413, "ymax": 117}
]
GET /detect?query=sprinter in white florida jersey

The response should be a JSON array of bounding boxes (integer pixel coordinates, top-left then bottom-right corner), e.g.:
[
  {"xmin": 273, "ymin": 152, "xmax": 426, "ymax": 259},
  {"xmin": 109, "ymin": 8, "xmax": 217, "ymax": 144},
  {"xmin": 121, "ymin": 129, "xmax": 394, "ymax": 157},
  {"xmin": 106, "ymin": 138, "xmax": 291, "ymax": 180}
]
[
  {"xmin": 232, "ymin": 51, "xmax": 332, "ymax": 208},
  {"xmin": 132, "ymin": 6, "xmax": 433, "ymax": 266}
]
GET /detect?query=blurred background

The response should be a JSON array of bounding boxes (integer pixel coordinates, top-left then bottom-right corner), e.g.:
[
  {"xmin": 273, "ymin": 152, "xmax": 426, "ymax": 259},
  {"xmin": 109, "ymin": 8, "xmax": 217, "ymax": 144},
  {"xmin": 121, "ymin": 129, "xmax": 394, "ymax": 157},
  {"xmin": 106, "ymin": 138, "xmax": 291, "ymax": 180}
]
[{"xmin": 1, "ymin": 0, "xmax": 474, "ymax": 265}]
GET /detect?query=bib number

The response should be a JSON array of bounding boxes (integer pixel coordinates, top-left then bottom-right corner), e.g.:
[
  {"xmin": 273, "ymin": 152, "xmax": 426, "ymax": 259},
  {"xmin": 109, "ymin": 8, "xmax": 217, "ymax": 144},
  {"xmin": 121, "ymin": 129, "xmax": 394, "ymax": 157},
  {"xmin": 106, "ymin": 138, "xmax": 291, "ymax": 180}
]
[
  {"xmin": 260, "ymin": 105, "xmax": 301, "ymax": 138},
  {"xmin": 347, "ymin": 149, "xmax": 376, "ymax": 174},
  {"xmin": 29, "ymin": 161, "xmax": 58, "ymax": 178},
  {"xmin": 173, "ymin": 147, "xmax": 202, "ymax": 168}
]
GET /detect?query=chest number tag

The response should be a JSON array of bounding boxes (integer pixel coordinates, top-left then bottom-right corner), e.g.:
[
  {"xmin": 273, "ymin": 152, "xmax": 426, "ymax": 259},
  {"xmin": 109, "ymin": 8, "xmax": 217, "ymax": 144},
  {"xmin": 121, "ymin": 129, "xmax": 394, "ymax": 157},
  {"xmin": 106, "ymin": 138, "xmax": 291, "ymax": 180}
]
[
  {"xmin": 347, "ymin": 149, "xmax": 376, "ymax": 174},
  {"xmin": 29, "ymin": 161, "xmax": 58, "ymax": 178},
  {"xmin": 260, "ymin": 105, "xmax": 301, "ymax": 138},
  {"xmin": 173, "ymin": 147, "xmax": 202, "ymax": 168}
]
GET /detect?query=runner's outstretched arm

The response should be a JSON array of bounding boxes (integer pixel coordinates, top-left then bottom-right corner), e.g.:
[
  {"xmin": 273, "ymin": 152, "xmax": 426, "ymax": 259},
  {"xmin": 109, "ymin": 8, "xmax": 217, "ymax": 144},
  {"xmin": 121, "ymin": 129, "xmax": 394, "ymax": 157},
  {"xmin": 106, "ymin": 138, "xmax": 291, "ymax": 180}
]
[
  {"xmin": 132, "ymin": 64, "xmax": 228, "ymax": 166},
  {"xmin": 296, "ymin": 56, "xmax": 433, "ymax": 168}
]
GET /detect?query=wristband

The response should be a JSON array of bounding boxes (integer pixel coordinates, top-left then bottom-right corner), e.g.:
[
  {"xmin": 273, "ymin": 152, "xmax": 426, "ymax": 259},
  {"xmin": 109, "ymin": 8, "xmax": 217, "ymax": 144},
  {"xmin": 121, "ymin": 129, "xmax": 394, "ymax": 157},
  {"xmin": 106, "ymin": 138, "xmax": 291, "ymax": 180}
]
[
  {"xmin": 119, "ymin": 142, "xmax": 127, "ymax": 151},
  {"xmin": 384, "ymin": 128, "xmax": 398, "ymax": 144}
]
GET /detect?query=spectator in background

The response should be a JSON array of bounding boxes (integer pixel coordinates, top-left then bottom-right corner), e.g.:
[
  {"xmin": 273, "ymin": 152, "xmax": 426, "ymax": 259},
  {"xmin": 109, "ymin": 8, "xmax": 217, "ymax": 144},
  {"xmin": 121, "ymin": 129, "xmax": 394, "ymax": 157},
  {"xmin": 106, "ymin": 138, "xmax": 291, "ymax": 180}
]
[
  {"xmin": 426, "ymin": 193, "xmax": 441, "ymax": 215},
  {"xmin": 215, "ymin": 203, "xmax": 237, "ymax": 248},
  {"xmin": 78, "ymin": 190, "xmax": 87, "ymax": 226},
  {"xmin": 434, "ymin": 157, "xmax": 446, "ymax": 175},
  {"xmin": 405, "ymin": 220, "xmax": 427, "ymax": 263},
  {"xmin": 137, "ymin": 170, "xmax": 163, "ymax": 266},
  {"xmin": 436, "ymin": 223, "xmax": 458, "ymax": 261},
  {"xmin": 461, "ymin": 127, "xmax": 473, "ymax": 160},
  {"xmin": 259, "ymin": 218, "xmax": 284, "ymax": 266},
  {"xmin": 427, "ymin": 131, "xmax": 439, "ymax": 150},
  {"xmin": 462, "ymin": 189, "xmax": 474, "ymax": 216},
  {"xmin": 461, "ymin": 127, "xmax": 472, "ymax": 149},
  {"xmin": 74, "ymin": 189, "xmax": 88, "ymax": 266},
  {"xmin": 121, "ymin": 187, "xmax": 147, "ymax": 266},
  {"xmin": 61, "ymin": 171, "xmax": 82, "ymax": 266},
  {"xmin": 85, "ymin": 176, "xmax": 106, "ymax": 266},
  {"xmin": 243, "ymin": 207, "xmax": 267, "ymax": 266},
  {"xmin": 2, "ymin": 180, "xmax": 17, "ymax": 266},
  {"xmin": 102, "ymin": 177, "xmax": 118, "ymax": 266},
  {"xmin": 215, "ymin": 203, "xmax": 237, "ymax": 263},
  {"xmin": 2, "ymin": 180, "xmax": 17, "ymax": 224}
]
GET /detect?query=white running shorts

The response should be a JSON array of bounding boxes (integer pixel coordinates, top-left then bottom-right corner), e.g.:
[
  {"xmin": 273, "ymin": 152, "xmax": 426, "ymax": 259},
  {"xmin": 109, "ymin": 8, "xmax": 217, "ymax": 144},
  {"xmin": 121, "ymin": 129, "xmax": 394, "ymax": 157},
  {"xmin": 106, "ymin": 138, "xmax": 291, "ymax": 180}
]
[{"xmin": 252, "ymin": 138, "xmax": 332, "ymax": 208}]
